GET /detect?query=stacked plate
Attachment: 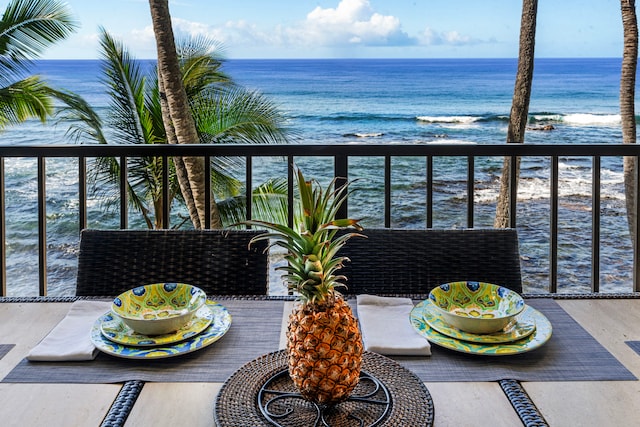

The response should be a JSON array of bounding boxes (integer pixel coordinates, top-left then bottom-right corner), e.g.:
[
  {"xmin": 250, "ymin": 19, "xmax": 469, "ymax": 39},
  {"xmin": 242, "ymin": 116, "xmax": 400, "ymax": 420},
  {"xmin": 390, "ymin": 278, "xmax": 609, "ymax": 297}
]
[
  {"xmin": 410, "ymin": 281, "xmax": 552, "ymax": 355},
  {"xmin": 90, "ymin": 283, "xmax": 232, "ymax": 359}
]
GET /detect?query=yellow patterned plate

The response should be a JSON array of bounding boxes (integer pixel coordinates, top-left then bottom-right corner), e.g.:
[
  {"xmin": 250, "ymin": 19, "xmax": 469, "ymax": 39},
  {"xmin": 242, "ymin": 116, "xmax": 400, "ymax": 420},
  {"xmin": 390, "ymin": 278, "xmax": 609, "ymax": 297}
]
[
  {"xmin": 420, "ymin": 299, "xmax": 536, "ymax": 344},
  {"xmin": 410, "ymin": 299, "xmax": 552, "ymax": 356},
  {"xmin": 100, "ymin": 304, "xmax": 213, "ymax": 347},
  {"xmin": 91, "ymin": 301, "xmax": 231, "ymax": 359}
]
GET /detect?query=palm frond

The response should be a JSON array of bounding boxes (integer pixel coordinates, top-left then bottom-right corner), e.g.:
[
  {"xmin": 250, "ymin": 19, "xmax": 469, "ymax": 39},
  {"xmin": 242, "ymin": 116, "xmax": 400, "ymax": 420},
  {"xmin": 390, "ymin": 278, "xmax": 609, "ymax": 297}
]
[
  {"xmin": 177, "ymin": 35, "xmax": 231, "ymax": 96},
  {"xmin": 191, "ymin": 86, "xmax": 293, "ymax": 145},
  {"xmin": 0, "ymin": 75, "xmax": 52, "ymax": 129},
  {"xmin": 49, "ymin": 88, "xmax": 107, "ymax": 144},
  {"xmin": 219, "ymin": 177, "xmax": 290, "ymax": 226},
  {"xmin": 0, "ymin": 0, "xmax": 77, "ymax": 76},
  {"xmin": 98, "ymin": 27, "xmax": 156, "ymax": 146}
]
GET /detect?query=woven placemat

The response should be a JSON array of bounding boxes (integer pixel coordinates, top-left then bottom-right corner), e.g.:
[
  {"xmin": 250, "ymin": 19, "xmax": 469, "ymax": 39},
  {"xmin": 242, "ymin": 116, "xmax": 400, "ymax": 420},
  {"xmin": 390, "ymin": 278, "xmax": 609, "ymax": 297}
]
[
  {"xmin": 625, "ymin": 341, "xmax": 640, "ymax": 356},
  {"xmin": 214, "ymin": 350, "xmax": 434, "ymax": 427},
  {"xmin": 2, "ymin": 300, "xmax": 283, "ymax": 383},
  {"xmin": 0, "ymin": 344, "xmax": 14, "ymax": 361},
  {"xmin": 393, "ymin": 298, "xmax": 637, "ymax": 382}
]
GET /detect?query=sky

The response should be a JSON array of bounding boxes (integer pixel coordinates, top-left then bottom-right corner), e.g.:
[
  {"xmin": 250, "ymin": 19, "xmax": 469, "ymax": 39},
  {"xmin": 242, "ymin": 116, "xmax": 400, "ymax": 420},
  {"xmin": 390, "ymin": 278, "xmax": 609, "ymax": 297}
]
[{"xmin": 15, "ymin": 0, "xmax": 626, "ymax": 60}]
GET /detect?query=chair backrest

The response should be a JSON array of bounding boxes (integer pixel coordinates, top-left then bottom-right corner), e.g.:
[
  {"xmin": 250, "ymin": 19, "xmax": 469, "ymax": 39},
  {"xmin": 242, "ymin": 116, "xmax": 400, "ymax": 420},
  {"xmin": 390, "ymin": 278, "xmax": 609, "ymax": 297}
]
[
  {"xmin": 76, "ymin": 229, "xmax": 269, "ymax": 296},
  {"xmin": 337, "ymin": 228, "xmax": 523, "ymax": 295}
]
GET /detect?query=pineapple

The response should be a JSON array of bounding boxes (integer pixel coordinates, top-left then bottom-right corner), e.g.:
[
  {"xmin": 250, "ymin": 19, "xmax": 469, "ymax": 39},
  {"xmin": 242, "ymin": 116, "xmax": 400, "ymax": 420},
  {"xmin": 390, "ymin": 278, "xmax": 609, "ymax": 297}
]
[{"xmin": 243, "ymin": 167, "xmax": 364, "ymax": 405}]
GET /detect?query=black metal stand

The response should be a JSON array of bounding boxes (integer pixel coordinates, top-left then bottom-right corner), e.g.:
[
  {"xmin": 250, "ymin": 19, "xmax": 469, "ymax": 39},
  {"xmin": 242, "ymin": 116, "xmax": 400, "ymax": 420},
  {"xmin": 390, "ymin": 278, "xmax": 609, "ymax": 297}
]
[{"xmin": 258, "ymin": 369, "xmax": 391, "ymax": 427}]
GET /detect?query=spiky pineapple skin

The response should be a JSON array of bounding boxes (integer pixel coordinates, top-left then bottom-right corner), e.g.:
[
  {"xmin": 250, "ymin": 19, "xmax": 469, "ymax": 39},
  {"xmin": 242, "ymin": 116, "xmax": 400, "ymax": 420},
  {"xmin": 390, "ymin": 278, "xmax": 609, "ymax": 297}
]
[{"xmin": 287, "ymin": 295, "xmax": 363, "ymax": 405}]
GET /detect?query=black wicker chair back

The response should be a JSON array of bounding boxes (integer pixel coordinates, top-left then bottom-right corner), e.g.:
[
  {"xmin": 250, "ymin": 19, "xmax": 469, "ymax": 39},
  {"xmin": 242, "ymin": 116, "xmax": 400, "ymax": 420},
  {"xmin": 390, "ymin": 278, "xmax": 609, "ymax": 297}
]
[
  {"xmin": 338, "ymin": 228, "xmax": 523, "ymax": 295},
  {"xmin": 76, "ymin": 229, "xmax": 269, "ymax": 296}
]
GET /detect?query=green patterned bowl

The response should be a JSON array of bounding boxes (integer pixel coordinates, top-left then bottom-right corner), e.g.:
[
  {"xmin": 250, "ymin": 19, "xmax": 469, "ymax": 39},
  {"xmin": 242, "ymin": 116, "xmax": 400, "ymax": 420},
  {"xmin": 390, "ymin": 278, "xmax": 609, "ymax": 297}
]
[
  {"xmin": 112, "ymin": 283, "xmax": 207, "ymax": 336},
  {"xmin": 428, "ymin": 281, "xmax": 525, "ymax": 334}
]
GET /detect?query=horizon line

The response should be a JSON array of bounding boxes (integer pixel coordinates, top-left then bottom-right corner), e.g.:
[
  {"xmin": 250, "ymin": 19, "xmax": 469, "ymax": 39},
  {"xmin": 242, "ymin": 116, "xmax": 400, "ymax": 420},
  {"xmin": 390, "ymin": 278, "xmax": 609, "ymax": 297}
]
[{"xmin": 35, "ymin": 56, "xmax": 624, "ymax": 61}]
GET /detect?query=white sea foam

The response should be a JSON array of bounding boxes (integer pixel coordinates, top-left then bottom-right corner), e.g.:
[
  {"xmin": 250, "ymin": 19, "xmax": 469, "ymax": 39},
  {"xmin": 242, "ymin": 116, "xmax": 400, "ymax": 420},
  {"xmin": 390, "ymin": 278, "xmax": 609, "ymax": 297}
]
[
  {"xmin": 531, "ymin": 114, "xmax": 563, "ymax": 122},
  {"xmin": 562, "ymin": 113, "xmax": 621, "ymax": 126},
  {"xmin": 416, "ymin": 115, "xmax": 480, "ymax": 124},
  {"xmin": 473, "ymin": 167, "xmax": 625, "ymax": 204},
  {"xmin": 343, "ymin": 132, "xmax": 384, "ymax": 138}
]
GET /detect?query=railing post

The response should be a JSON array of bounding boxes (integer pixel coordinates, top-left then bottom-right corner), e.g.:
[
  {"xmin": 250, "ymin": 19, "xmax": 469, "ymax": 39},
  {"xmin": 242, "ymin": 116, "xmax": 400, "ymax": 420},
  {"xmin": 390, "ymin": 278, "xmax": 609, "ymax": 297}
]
[
  {"xmin": 591, "ymin": 156, "xmax": 601, "ymax": 292},
  {"xmin": 78, "ymin": 156, "xmax": 87, "ymax": 233},
  {"xmin": 335, "ymin": 154, "xmax": 349, "ymax": 220},
  {"xmin": 509, "ymin": 155, "xmax": 518, "ymax": 228},
  {"xmin": 426, "ymin": 156, "xmax": 433, "ymax": 229},
  {"xmin": 287, "ymin": 156, "xmax": 294, "ymax": 228},
  {"xmin": 119, "ymin": 156, "xmax": 128, "ymax": 229},
  {"xmin": 245, "ymin": 156, "xmax": 253, "ymax": 222},
  {"xmin": 162, "ymin": 155, "xmax": 170, "ymax": 229},
  {"xmin": 38, "ymin": 157, "xmax": 47, "ymax": 296},
  {"xmin": 0, "ymin": 157, "xmax": 5, "ymax": 296},
  {"xmin": 635, "ymin": 155, "xmax": 640, "ymax": 292},
  {"xmin": 384, "ymin": 155, "xmax": 390, "ymax": 227},
  {"xmin": 549, "ymin": 156, "xmax": 559, "ymax": 293},
  {"xmin": 467, "ymin": 155, "xmax": 474, "ymax": 228}
]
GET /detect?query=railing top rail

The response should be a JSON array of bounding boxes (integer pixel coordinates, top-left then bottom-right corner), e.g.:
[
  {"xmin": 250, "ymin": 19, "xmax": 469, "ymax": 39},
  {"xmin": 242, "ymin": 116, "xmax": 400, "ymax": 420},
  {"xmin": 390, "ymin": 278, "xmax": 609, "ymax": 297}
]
[{"xmin": 0, "ymin": 143, "xmax": 640, "ymax": 157}]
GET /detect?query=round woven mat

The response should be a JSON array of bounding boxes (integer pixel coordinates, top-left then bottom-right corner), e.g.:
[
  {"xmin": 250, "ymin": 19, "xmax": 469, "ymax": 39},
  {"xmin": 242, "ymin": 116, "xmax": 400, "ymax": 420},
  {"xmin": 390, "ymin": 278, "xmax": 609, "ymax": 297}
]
[{"xmin": 214, "ymin": 350, "xmax": 434, "ymax": 426}]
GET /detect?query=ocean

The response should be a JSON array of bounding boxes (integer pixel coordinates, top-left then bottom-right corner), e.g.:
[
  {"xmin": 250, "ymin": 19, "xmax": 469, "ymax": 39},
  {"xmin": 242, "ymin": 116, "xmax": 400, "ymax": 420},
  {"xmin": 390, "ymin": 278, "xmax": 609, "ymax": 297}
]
[{"xmin": 0, "ymin": 58, "xmax": 633, "ymax": 296}]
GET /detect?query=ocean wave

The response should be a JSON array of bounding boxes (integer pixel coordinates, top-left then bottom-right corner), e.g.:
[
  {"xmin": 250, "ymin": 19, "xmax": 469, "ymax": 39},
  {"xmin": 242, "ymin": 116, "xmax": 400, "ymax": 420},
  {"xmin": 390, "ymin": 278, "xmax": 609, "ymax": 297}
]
[
  {"xmin": 301, "ymin": 111, "xmax": 625, "ymax": 129},
  {"xmin": 342, "ymin": 132, "xmax": 384, "ymax": 138},
  {"xmin": 416, "ymin": 115, "xmax": 481, "ymax": 124},
  {"xmin": 562, "ymin": 113, "xmax": 621, "ymax": 125},
  {"xmin": 529, "ymin": 112, "xmax": 621, "ymax": 126},
  {"xmin": 311, "ymin": 113, "xmax": 414, "ymax": 123},
  {"xmin": 414, "ymin": 112, "xmax": 626, "ymax": 128},
  {"xmin": 529, "ymin": 113, "xmax": 564, "ymax": 123}
]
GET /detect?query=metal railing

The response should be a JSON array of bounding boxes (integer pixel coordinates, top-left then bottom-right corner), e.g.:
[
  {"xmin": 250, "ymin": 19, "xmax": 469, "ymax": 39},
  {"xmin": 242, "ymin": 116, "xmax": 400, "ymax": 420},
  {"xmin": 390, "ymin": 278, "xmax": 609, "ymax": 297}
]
[{"xmin": 1, "ymin": 143, "xmax": 639, "ymax": 296}]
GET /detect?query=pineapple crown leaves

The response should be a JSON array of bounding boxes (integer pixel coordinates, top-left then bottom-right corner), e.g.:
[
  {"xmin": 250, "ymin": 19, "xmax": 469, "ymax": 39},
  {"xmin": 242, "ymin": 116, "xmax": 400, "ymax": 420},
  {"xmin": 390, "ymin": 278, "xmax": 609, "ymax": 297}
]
[{"xmin": 238, "ymin": 168, "xmax": 364, "ymax": 304}]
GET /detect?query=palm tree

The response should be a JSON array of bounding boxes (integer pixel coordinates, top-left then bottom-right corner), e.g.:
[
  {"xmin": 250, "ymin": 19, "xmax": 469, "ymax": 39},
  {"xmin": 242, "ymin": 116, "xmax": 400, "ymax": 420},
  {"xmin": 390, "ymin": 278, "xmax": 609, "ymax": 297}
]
[
  {"xmin": 58, "ymin": 29, "xmax": 291, "ymax": 229},
  {"xmin": 0, "ymin": 0, "xmax": 77, "ymax": 130},
  {"xmin": 148, "ymin": 0, "xmax": 214, "ymax": 229},
  {"xmin": 620, "ymin": 0, "xmax": 638, "ymax": 248},
  {"xmin": 494, "ymin": 0, "xmax": 538, "ymax": 228}
]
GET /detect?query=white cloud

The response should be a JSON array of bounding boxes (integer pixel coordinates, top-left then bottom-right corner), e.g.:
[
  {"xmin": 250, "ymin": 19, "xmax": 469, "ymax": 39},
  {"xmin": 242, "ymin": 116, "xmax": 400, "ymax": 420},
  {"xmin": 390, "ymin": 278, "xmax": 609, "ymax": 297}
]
[
  {"xmin": 421, "ymin": 27, "xmax": 475, "ymax": 46},
  {"xmin": 300, "ymin": 0, "xmax": 414, "ymax": 46},
  {"xmin": 173, "ymin": 18, "xmax": 212, "ymax": 37},
  {"xmin": 145, "ymin": 0, "xmax": 415, "ymax": 53},
  {"xmin": 443, "ymin": 31, "xmax": 473, "ymax": 45},
  {"xmin": 130, "ymin": 25, "xmax": 155, "ymax": 44},
  {"xmin": 307, "ymin": 0, "xmax": 372, "ymax": 24},
  {"xmin": 113, "ymin": 0, "xmax": 482, "ymax": 58}
]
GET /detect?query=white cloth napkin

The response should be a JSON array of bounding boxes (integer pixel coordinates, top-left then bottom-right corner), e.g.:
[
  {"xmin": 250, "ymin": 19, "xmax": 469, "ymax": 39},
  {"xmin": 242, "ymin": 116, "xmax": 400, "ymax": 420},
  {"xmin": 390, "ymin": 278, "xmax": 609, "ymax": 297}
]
[
  {"xmin": 27, "ymin": 300, "xmax": 111, "ymax": 362},
  {"xmin": 356, "ymin": 294, "xmax": 431, "ymax": 356}
]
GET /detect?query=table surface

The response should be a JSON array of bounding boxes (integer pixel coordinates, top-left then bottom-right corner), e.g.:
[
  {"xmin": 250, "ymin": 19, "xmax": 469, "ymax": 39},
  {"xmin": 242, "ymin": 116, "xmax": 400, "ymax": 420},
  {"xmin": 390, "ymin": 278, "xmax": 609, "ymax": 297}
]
[{"xmin": 0, "ymin": 297, "xmax": 639, "ymax": 427}]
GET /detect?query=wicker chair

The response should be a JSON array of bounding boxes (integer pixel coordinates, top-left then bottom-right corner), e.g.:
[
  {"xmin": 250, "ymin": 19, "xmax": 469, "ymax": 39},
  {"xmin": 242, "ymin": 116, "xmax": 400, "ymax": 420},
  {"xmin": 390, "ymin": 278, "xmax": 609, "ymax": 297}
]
[
  {"xmin": 75, "ymin": 229, "xmax": 269, "ymax": 296},
  {"xmin": 337, "ymin": 228, "xmax": 523, "ymax": 295}
]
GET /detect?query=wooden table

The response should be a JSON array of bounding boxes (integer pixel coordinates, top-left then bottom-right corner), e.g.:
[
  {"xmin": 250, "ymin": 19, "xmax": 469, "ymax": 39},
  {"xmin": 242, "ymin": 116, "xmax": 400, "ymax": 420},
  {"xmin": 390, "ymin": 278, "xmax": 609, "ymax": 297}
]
[
  {"xmin": 0, "ymin": 296, "xmax": 639, "ymax": 427},
  {"xmin": 0, "ymin": 301, "xmax": 122, "ymax": 426}
]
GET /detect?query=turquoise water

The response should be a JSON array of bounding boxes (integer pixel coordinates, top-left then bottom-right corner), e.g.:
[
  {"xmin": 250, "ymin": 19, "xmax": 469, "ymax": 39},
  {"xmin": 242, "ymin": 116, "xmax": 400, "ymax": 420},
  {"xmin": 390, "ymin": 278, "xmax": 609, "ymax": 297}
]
[{"xmin": 0, "ymin": 58, "xmax": 634, "ymax": 296}]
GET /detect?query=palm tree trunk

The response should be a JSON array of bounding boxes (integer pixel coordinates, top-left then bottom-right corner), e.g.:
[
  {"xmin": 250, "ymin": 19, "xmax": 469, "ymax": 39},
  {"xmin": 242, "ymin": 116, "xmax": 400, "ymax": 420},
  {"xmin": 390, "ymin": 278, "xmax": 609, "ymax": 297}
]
[
  {"xmin": 621, "ymin": 0, "xmax": 638, "ymax": 251},
  {"xmin": 148, "ymin": 0, "xmax": 222, "ymax": 228},
  {"xmin": 157, "ymin": 75, "xmax": 201, "ymax": 228},
  {"xmin": 494, "ymin": 0, "xmax": 538, "ymax": 228}
]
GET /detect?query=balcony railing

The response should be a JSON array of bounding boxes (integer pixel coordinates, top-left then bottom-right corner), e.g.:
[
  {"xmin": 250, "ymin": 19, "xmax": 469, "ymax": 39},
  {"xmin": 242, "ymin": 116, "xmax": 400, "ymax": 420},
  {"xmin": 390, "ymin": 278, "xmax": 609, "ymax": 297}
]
[{"xmin": 1, "ymin": 143, "xmax": 639, "ymax": 297}]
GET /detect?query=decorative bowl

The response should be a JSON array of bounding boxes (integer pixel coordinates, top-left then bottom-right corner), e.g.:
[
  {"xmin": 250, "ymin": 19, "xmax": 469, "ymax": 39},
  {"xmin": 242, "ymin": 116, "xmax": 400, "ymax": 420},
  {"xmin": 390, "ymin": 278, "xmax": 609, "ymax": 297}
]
[
  {"xmin": 428, "ymin": 281, "xmax": 525, "ymax": 334},
  {"xmin": 112, "ymin": 283, "xmax": 207, "ymax": 336}
]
